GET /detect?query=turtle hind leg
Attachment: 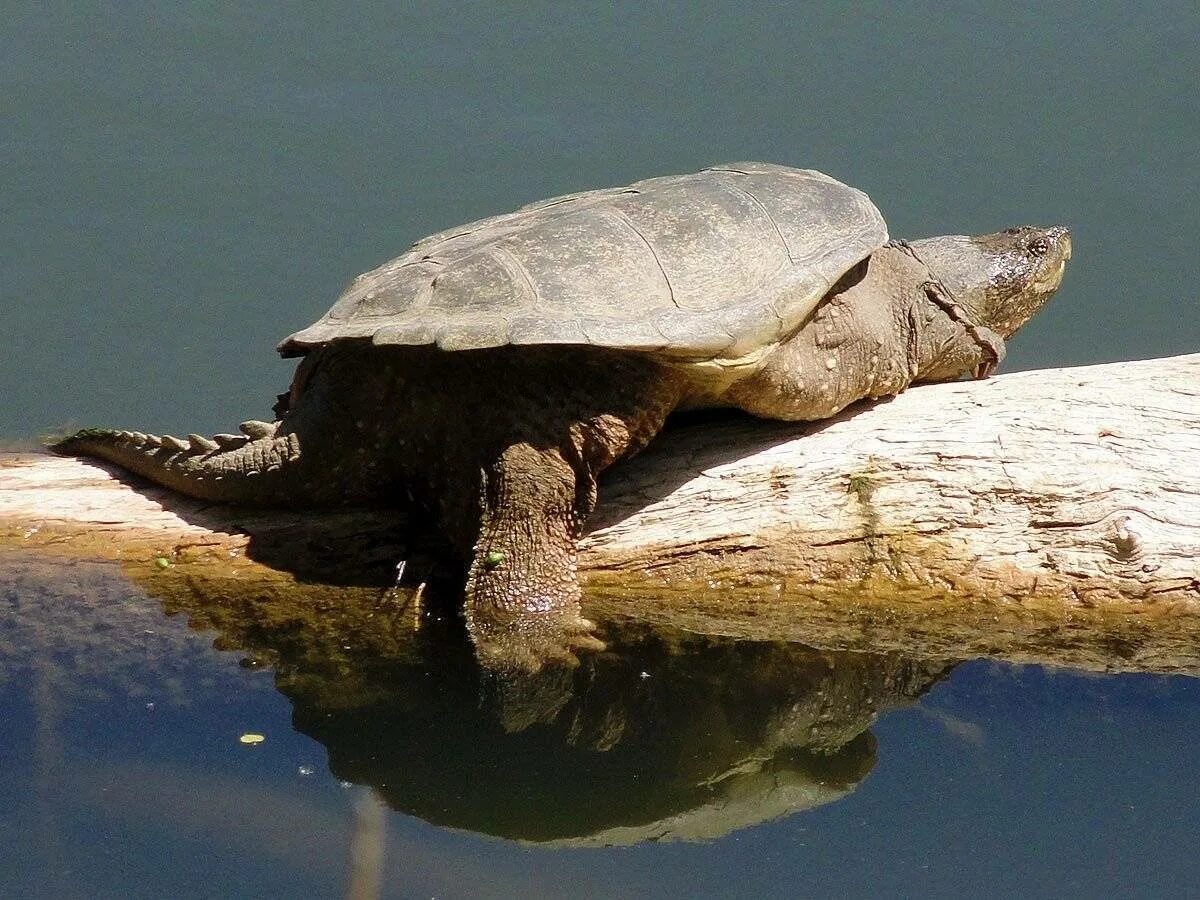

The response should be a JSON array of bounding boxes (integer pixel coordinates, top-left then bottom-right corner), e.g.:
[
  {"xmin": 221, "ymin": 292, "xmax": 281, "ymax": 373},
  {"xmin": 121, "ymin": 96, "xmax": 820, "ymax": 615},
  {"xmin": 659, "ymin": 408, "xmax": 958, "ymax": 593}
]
[
  {"xmin": 464, "ymin": 440, "xmax": 603, "ymax": 672},
  {"xmin": 412, "ymin": 346, "xmax": 681, "ymax": 671}
]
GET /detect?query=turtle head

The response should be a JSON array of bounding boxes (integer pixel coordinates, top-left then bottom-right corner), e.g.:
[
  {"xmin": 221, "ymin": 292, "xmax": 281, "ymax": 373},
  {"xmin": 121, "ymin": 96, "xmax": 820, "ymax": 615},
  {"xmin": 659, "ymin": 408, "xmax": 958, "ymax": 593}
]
[{"xmin": 908, "ymin": 225, "xmax": 1072, "ymax": 338}]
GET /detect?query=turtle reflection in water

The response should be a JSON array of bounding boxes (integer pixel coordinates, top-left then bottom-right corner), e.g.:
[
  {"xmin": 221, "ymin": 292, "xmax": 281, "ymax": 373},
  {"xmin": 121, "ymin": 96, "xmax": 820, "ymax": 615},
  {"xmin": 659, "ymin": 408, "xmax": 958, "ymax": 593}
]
[
  {"xmin": 296, "ymin": 628, "xmax": 950, "ymax": 845},
  {"xmin": 2, "ymin": 554, "xmax": 952, "ymax": 844},
  {"xmin": 140, "ymin": 565, "xmax": 954, "ymax": 845},
  {"xmin": 55, "ymin": 163, "xmax": 1071, "ymax": 667}
]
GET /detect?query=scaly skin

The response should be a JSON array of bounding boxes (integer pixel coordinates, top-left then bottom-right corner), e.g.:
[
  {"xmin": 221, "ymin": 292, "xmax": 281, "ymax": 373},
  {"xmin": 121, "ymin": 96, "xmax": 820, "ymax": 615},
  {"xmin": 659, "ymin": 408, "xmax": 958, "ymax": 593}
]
[
  {"xmin": 53, "ymin": 226, "xmax": 1070, "ymax": 671},
  {"xmin": 52, "ymin": 426, "xmax": 307, "ymax": 505},
  {"xmin": 387, "ymin": 346, "xmax": 681, "ymax": 671},
  {"xmin": 55, "ymin": 343, "xmax": 681, "ymax": 671}
]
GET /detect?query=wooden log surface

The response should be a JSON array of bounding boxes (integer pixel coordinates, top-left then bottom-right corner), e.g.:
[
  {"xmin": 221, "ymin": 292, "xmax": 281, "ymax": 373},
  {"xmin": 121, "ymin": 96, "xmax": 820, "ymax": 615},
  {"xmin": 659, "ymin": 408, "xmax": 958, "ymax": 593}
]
[{"xmin": 3, "ymin": 353, "xmax": 1199, "ymax": 674}]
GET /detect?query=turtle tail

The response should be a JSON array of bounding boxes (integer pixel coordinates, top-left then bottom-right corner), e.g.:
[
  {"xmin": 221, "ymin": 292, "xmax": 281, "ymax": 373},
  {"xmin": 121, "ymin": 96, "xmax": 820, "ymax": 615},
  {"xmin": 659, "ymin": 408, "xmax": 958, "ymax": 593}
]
[{"xmin": 51, "ymin": 420, "xmax": 309, "ymax": 506}]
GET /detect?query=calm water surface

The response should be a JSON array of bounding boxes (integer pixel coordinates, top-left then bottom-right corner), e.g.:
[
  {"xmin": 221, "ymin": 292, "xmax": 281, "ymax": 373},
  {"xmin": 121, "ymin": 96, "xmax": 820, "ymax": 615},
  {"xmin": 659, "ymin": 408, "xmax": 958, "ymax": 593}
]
[
  {"xmin": 3, "ymin": 554, "xmax": 1200, "ymax": 899},
  {"xmin": 4, "ymin": 1, "xmax": 1198, "ymax": 437},
  {"xmin": 3, "ymin": 2, "xmax": 1199, "ymax": 897}
]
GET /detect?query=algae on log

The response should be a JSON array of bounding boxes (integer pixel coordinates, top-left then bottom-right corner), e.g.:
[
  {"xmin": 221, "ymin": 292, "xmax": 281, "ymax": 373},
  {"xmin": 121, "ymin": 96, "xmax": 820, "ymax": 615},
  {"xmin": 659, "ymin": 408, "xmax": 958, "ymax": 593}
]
[{"xmin": 2, "ymin": 353, "xmax": 1199, "ymax": 672}]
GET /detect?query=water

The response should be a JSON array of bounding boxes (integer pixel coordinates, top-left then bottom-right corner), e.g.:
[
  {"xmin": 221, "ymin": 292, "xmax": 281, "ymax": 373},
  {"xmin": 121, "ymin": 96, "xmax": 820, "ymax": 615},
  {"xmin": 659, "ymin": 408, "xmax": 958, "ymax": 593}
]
[
  {"xmin": 3, "ymin": 555, "xmax": 1199, "ymax": 898},
  {"xmin": 4, "ymin": 2, "xmax": 1198, "ymax": 439},
  {"xmin": 3, "ymin": 2, "xmax": 1199, "ymax": 896}
]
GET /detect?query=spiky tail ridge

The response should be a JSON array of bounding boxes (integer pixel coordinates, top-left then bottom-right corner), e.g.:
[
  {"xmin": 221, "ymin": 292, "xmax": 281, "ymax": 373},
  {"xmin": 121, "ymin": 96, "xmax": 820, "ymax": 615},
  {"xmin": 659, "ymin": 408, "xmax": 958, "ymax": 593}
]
[{"xmin": 51, "ymin": 420, "xmax": 307, "ymax": 506}]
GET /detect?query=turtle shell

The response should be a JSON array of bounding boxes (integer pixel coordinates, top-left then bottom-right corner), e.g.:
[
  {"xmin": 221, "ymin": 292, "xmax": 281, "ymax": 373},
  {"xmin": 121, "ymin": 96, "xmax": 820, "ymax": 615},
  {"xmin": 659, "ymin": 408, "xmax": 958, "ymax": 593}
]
[{"xmin": 278, "ymin": 162, "xmax": 887, "ymax": 361}]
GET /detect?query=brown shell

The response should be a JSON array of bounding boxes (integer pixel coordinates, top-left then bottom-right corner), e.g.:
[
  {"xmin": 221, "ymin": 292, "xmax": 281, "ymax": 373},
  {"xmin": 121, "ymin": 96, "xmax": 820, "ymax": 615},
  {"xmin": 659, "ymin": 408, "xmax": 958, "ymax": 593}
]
[{"xmin": 279, "ymin": 162, "xmax": 887, "ymax": 361}]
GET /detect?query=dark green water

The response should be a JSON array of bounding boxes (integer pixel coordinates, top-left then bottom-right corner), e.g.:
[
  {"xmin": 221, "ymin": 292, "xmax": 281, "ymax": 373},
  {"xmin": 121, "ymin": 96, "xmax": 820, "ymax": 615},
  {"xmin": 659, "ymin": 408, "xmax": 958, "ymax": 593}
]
[{"xmin": 4, "ymin": 2, "xmax": 1200, "ymax": 897}]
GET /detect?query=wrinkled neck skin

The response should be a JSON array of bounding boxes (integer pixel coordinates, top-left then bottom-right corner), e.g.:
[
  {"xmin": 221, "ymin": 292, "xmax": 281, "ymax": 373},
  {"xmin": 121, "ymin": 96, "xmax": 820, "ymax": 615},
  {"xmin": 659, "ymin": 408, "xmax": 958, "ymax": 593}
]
[
  {"xmin": 904, "ymin": 225, "xmax": 1071, "ymax": 379},
  {"xmin": 721, "ymin": 225, "xmax": 1070, "ymax": 422},
  {"xmin": 863, "ymin": 226, "xmax": 1072, "ymax": 385}
]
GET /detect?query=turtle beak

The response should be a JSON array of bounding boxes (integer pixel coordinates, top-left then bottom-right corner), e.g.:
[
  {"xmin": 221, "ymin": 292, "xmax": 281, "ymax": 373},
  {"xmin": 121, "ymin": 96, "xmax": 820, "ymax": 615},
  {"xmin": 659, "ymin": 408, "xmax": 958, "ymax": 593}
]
[{"xmin": 1057, "ymin": 226, "xmax": 1073, "ymax": 260}]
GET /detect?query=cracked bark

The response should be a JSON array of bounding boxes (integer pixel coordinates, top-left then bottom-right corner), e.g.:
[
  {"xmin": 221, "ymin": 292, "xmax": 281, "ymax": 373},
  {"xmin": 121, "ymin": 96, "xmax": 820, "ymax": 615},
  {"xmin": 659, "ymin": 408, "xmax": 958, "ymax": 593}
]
[{"xmin": 3, "ymin": 354, "xmax": 1199, "ymax": 674}]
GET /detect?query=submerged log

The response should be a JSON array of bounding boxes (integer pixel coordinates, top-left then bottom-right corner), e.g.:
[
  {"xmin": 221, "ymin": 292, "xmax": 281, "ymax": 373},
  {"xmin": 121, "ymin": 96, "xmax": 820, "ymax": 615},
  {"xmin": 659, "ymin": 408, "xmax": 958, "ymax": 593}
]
[{"xmin": 3, "ymin": 353, "xmax": 1199, "ymax": 672}]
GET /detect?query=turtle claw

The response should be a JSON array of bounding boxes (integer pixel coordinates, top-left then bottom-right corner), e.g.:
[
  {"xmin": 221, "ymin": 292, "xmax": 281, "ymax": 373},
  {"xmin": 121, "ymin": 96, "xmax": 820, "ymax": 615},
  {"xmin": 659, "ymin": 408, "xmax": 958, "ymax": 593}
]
[
  {"xmin": 470, "ymin": 609, "xmax": 606, "ymax": 676},
  {"xmin": 472, "ymin": 612, "xmax": 608, "ymax": 733},
  {"xmin": 972, "ymin": 326, "xmax": 1007, "ymax": 379}
]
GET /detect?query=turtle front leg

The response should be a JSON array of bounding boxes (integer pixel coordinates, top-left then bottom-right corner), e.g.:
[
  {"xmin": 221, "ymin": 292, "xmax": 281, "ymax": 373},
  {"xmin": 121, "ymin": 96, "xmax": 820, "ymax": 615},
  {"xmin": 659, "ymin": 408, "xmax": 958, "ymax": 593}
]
[{"xmin": 464, "ymin": 441, "xmax": 602, "ymax": 671}]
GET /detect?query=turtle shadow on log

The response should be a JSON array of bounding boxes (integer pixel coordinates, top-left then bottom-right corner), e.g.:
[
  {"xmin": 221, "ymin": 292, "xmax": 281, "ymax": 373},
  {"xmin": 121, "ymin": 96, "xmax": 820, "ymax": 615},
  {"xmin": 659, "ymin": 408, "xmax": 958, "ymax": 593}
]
[
  {"xmin": 61, "ymin": 381, "xmax": 897, "ymax": 588},
  {"xmin": 586, "ymin": 397, "xmax": 890, "ymax": 533},
  {"xmin": 67, "ymin": 456, "xmax": 424, "ymax": 587},
  {"xmin": 54, "ymin": 390, "xmax": 899, "ymax": 678}
]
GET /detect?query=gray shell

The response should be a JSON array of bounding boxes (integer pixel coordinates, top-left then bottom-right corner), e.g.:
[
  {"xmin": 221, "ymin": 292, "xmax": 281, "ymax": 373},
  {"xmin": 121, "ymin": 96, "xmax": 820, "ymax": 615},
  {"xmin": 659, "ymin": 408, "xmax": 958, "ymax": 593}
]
[{"xmin": 279, "ymin": 162, "xmax": 887, "ymax": 361}]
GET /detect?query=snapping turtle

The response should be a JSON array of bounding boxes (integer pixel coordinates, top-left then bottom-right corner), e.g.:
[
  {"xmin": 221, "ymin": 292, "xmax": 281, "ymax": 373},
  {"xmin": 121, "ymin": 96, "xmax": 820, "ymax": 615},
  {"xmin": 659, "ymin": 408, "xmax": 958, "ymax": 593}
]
[{"xmin": 56, "ymin": 163, "xmax": 1071, "ymax": 666}]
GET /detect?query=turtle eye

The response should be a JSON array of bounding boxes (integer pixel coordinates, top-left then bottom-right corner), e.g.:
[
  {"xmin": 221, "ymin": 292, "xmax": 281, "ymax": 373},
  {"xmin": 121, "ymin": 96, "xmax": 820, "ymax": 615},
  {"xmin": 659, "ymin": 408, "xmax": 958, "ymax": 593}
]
[{"xmin": 1027, "ymin": 237, "xmax": 1050, "ymax": 257}]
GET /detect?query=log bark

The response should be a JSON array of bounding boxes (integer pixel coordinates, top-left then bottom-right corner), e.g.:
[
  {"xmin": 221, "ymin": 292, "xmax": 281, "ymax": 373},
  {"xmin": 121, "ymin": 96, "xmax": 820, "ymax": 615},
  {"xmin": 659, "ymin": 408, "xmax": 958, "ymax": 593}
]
[{"xmin": 3, "ymin": 354, "xmax": 1199, "ymax": 673}]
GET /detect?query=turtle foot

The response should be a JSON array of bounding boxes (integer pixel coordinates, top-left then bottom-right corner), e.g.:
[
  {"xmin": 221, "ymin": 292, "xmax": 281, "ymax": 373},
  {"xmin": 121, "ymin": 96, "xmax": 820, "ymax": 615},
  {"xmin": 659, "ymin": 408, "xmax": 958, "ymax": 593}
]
[
  {"xmin": 468, "ymin": 606, "xmax": 606, "ymax": 675},
  {"xmin": 461, "ymin": 439, "xmax": 606, "ymax": 673}
]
